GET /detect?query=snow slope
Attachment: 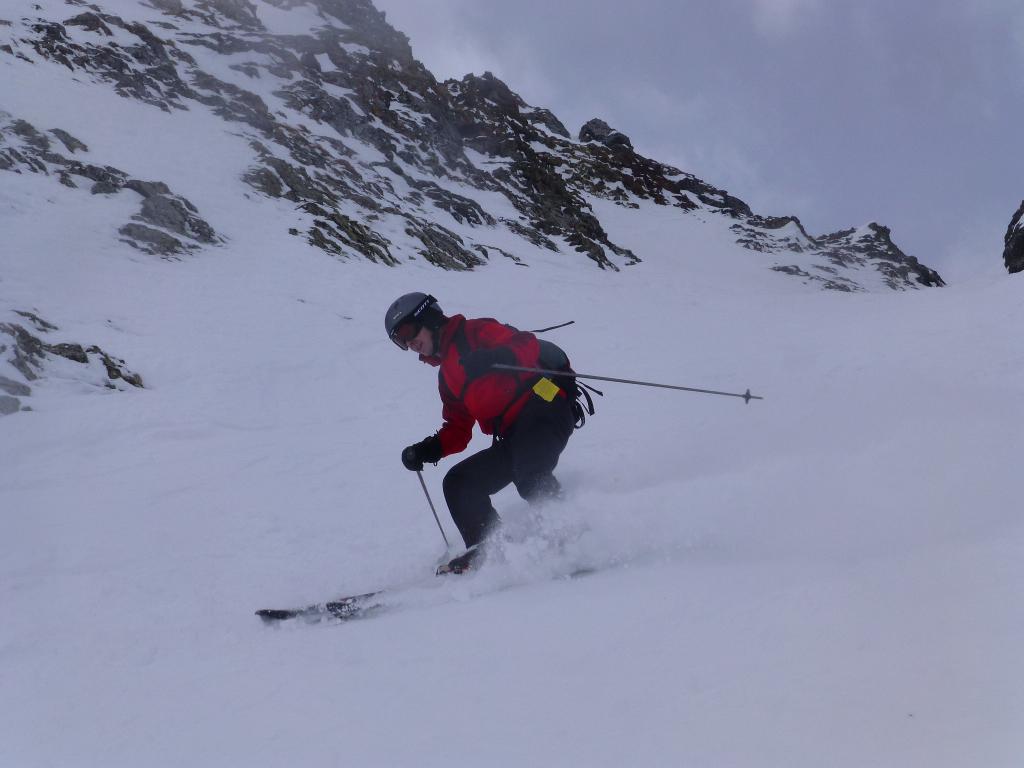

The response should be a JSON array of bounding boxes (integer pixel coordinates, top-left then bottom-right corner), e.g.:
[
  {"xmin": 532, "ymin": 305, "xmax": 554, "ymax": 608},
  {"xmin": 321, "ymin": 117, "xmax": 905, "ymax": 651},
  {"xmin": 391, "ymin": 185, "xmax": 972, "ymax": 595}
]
[
  {"xmin": 3, "ymin": 177, "xmax": 1022, "ymax": 765},
  {"xmin": 2, "ymin": 4, "xmax": 1022, "ymax": 767}
]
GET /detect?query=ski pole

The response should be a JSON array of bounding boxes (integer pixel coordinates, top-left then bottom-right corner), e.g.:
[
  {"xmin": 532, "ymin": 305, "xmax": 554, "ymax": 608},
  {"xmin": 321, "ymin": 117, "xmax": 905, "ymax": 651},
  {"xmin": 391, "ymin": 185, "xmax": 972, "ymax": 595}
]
[
  {"xmin": 493, "ymin": 365, "xmax": 764, "ymax": 404},
  {"xmin": 416, "ymin": 470, "xmax": 450, "ymax": 548}
]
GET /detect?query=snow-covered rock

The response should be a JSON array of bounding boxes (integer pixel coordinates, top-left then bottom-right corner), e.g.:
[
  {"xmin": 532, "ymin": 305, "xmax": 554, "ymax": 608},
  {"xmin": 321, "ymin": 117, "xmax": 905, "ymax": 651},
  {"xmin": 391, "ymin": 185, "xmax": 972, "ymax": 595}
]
[
  {"xmin": 0, "ymin": 113, "xmax": 221, "ymax": 257},
  {"xmin": 0, "ymin": 310, "xmax": 143, "ymax": 415},
  {"xmin": 579, "ymin": 117, "xmax": 633, "ymax": 150}
]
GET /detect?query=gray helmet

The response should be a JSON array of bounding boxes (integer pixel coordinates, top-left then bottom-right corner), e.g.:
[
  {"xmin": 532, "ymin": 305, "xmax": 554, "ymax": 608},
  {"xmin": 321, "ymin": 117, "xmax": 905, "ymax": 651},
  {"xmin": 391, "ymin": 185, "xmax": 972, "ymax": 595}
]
[{"xmin": 385, "ymin": 293, "xmax": 443, "ymax": 349}]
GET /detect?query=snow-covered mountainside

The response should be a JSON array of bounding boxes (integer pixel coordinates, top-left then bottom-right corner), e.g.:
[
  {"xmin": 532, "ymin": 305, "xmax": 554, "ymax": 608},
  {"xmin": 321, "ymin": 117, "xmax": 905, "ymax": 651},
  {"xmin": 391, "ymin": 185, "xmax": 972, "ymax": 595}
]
[
  {"xmin": 2, "ymin": 2, "xmax": 1020, "ymax": 767},
  {"xmin": 0, "ymin": 0, "xmax": 947, "ymax": 413},
  {"xmin": 1, "ymin": 0, "xmax": 943, "ymax": 279},
  {"xmin": 1004, "ymin": 200, "xmax": 1024, "ymax": 273}
]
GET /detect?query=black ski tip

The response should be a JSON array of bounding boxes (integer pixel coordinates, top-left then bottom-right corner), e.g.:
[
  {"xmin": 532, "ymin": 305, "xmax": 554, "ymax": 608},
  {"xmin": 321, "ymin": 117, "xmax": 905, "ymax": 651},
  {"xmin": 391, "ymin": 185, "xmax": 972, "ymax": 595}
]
[{"xmin": 256, "ymin": 608, "xmax": 298, "ymax": 621}]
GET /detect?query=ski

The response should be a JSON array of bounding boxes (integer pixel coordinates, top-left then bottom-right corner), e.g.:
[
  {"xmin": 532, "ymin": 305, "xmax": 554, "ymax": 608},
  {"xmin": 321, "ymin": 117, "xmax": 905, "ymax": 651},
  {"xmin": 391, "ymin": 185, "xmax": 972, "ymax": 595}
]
[
  {"xmin": 256, "ymin": 589, "xmax": 386, "ymax": 623},
  {"xmin": 256, "ymin": 563, "xmax": 603, "ymax": 625},
  {"xmin": 257, "ymin": 551, "xmax": 478, "ymax": 623}
]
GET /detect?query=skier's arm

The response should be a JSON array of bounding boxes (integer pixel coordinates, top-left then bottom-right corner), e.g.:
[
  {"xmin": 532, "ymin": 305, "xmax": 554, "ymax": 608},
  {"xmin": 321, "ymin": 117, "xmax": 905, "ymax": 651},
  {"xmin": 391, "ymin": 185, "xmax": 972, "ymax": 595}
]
[{"xmin": 436, "ymin": 379, "xmax": 474, "ymax": 456}]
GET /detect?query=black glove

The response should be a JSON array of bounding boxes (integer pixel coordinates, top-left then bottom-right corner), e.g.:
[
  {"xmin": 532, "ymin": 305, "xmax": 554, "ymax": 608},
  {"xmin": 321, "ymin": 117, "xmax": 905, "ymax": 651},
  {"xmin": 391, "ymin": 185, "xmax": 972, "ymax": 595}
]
[
  {"xmin": 461, "ymin": 346, "xmax": 516, "ymax": 380},
  {"xmin": 401, "ymin": 435, "xmax": 442, "ymax": 472}
]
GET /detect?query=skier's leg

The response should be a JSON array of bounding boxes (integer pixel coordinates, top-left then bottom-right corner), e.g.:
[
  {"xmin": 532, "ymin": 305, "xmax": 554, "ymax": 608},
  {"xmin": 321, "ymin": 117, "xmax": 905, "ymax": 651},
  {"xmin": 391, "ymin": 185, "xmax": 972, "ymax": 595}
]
[
  {"xmin": 442, "ymin": 444, "xmax": 513, "ymax": 548},
  {"xmin": 508, "ymin": 394, "xmax": 575, "ymax": 504}
]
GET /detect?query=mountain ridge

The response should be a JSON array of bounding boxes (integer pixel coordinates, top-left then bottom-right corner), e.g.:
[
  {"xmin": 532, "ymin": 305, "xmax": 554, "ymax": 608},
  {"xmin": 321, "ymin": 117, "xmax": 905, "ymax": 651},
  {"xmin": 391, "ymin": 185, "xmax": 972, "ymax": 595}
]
[{"xmin": 2, "ymin": 0, "xmax": 943, "ymax": 287}]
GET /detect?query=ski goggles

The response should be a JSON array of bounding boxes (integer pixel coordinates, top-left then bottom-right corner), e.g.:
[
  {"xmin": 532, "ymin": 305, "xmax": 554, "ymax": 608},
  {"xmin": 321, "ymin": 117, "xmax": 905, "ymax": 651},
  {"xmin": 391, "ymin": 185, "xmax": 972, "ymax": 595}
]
[
  {"xmin": 389, "ymin": 294, "xmax": 438, "ymax": 350},
  {"xmin": 389, "ymin": 320, "xmax": 420, "ymax": 350}
]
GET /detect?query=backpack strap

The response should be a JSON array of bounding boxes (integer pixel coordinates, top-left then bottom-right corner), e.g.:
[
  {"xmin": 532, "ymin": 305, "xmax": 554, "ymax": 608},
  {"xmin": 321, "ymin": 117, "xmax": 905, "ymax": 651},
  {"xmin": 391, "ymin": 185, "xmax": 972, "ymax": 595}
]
[
  {"xmin": 452, "ymin": 321, "xmax": 471, "ymax": 361},
  {"xmin": 451, "ymin": 320, "xmax": 472, "ymax": 397},
  {"xmin": 572, "ymin": 380, "xmax": 600, "ymax": 428}
]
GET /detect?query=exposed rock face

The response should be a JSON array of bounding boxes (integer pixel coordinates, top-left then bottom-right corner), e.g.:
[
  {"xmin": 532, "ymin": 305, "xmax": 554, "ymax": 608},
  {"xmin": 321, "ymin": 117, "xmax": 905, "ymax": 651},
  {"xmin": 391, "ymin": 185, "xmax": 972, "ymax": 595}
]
[
  {"xmin": 0, "ymin": 0, "xmax": 943, "ymax": 287},
  {"xmin": 445, "ymin": 72, "xmax": 635, "ymax": 268},
  {"xmin": 0, "ymin": 372, "xmax": 31, "ymax": 415},
  {"xmin": 579, "ymin": 118, "xmax": 633, "ymax": 150},
  {"xmin": 0, "ymin": 114, "xmax": 221, "ymax": 258},
  {"xmin": 0, "ymin": 395, "xmax": 22, "ymax": 415},
  {"xmin": 0, "ymin": 375, "xmax": 32, "ymax": 397},
  {"xmin": 765, "ymin": 222, "xmax": 944, "ymax": 292},
  {"xmin": 1004, "ymin": 201, "xmax": 1024, "ymax": 274},
  {"xmin": 0, "ymin": 314, "xmax": 143, "ymax": 415}
]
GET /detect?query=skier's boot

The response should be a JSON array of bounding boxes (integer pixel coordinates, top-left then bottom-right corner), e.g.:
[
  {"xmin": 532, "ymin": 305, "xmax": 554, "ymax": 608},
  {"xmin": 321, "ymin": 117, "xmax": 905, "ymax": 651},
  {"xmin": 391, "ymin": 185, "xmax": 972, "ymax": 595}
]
[{"xmin": 436, "ymin": 545, "xmax": 483, "ymax": 575}]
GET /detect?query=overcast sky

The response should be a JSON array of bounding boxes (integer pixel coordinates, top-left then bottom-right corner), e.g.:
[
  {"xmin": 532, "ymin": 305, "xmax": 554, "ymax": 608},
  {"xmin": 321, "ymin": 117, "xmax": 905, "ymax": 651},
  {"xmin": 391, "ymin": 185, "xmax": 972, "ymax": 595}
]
[{"xmin": 373, "ymin": 0, "xmax": 1023, "ymax": 280}]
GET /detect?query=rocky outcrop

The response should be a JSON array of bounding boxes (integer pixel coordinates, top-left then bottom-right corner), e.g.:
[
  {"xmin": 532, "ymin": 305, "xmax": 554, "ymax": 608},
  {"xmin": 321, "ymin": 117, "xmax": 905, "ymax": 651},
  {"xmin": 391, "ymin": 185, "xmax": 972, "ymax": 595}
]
[
  {"xmin": 815, "ymin": 224, "xmax": 944, "ymax": 289},
  {"xmin": 446, "ymin": 72, "xmax": 637, "ymax": 269},
  {"xmin": 765, "ymin": 223, "xmax": 944, "ymax": 292},
  {"xmin": 579, "ymin": 118, "xmax": 633, "ymax": 150},
  {"xmin": 0, "ymin": 371, "xmax": 31, "ymax": 415},
  {"xmin": 0, "ymin": 313, "xmax": 143, "ymax": 415},
  {"xmin": 1004, "ymin": 201, "xmax": 1024, "ymax": 274},
  {"xmin": 0, "ymin": 114, "xmax": 221, "ymax": 257}
]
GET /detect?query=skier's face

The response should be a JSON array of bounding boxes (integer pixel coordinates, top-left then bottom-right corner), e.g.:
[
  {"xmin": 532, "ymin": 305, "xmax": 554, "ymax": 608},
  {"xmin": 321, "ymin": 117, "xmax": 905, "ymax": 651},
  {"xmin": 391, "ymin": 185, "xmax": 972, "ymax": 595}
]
[{"xmin": 406, "ymin": 326, "xmax": 434, "ymax": 357}]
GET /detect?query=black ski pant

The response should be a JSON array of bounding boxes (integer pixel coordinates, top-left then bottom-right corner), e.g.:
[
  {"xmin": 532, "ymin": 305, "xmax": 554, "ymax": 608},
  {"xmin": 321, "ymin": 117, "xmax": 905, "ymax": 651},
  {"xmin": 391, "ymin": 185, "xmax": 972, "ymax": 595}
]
[{"xmin": 443, "ymin": 393, "xmax": 575, "ymax": 548}]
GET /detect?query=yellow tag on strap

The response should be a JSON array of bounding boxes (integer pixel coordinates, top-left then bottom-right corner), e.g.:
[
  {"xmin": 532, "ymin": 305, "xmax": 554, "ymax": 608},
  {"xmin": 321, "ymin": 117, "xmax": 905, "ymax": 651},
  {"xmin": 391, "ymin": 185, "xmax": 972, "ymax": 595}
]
[{"xmin": 532, "ymin": 377, "xmax": 561, "ymax": 402}]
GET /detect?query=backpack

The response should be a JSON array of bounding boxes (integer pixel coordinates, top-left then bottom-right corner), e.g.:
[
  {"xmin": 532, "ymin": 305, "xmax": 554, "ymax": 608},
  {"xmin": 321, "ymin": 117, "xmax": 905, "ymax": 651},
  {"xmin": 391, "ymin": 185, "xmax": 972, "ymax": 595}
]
[
  {"xmin": 453, "ymin": 320, "xmax": 599, "ymax": 430},
  {"xmin": 536, "ymin": 338, "xmax": 598, "ymax": 429}
]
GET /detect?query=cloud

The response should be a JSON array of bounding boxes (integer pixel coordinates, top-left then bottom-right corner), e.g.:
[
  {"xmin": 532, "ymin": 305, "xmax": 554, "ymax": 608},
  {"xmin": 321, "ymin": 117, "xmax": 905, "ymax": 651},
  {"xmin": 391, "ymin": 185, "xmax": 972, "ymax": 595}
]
[
  {"xmin": 377, "ymin": 0, "xmax": 490, "ymax": 79},
  {"xmin": 750, "ymin": 0, "xmax": 821, "ymax": 36},
  {"xmin": 376, "ymin": 0, "xmax": 558, "ymax": 108}
]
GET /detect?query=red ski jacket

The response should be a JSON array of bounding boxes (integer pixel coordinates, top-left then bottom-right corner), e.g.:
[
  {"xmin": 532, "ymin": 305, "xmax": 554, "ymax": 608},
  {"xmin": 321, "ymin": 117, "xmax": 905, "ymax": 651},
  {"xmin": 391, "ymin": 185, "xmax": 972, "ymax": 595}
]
[{"xmin": 419, "ymin": 315, "xmax": 541, "ymax": 457}]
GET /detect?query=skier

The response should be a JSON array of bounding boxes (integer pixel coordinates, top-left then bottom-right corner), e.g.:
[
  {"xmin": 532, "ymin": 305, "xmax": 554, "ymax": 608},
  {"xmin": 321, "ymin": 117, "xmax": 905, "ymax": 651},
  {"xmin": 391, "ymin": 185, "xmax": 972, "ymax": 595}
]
[{"xmin": 385, "ymin": 292, "xmax": 578, "ymax": 574}]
